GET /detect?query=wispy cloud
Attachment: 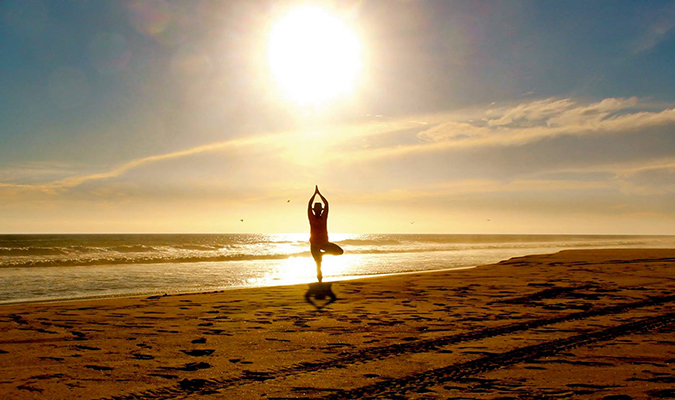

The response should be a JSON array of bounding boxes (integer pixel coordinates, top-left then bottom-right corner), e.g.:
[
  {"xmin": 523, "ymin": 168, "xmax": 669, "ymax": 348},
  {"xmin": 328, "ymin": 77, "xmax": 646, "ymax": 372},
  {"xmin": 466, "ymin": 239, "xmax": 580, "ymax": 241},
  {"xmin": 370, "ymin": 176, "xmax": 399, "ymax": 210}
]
[
  {"xmin": 3, "ymin": 97, "xmax": 675, "ymax": 203},
  {"xmin": 616, "ymin": 159, "xmax": 675, "ymax": 177},
  {"xmin": 344, "ymin": 178, "xmax": 613, "ymax": 204},
  {"xmin": 614, "ymin": 159, "xmax": 675, "ymax": 196},
  {"xmin": 630, "ymin": 4, "xmax": 675, "ymax": 54},
  {"xmin": 0, "ymin": 135, "xmax": 265, "ymax": 199},
  {"xmin": 0, "ymin": 116, "xmax": 426, "ymax": 195},
  {"xmin": 52, "ymin": 136, "xmax": 262, "ymax": 189},
  {"xmin": 345, "ymin": 97, "xmax": 675, "ymax": 161}
]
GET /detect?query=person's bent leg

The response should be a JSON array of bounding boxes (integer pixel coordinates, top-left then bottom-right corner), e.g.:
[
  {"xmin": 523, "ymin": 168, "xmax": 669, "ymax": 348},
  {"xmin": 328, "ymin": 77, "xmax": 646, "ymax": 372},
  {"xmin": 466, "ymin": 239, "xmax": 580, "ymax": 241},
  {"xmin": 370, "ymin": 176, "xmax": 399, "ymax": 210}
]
[
  {"xmin": 311, "ymin": 245, "xmax": 323, "ymax": 282},
  {"xmin": 321, "ymin": 242, "xmax": 344, "ymax": 256}
]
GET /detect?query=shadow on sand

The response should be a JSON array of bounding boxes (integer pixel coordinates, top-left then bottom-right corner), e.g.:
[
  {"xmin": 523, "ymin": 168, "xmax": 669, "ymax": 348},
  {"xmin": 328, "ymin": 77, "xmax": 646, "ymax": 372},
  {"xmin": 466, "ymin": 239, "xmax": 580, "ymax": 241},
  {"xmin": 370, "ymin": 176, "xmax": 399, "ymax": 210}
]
[{"xmin": 304, "ymin": 282, "xmax": 337, "ymax": 310}]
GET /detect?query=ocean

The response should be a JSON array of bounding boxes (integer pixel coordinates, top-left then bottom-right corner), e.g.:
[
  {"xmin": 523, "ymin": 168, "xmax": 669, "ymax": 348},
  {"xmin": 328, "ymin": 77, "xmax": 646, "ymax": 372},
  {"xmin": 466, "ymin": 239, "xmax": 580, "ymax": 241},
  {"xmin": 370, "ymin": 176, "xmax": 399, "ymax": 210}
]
[{"xmin": 1, "ymin": 234, "xmax": 674, "ymax": 305}]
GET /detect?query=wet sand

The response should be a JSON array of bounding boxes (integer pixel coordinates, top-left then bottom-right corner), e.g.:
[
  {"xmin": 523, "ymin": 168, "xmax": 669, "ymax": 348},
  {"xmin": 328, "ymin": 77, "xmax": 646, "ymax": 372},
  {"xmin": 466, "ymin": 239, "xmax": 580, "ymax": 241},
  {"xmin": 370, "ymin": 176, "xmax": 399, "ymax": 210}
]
[{"xmin": 1, "ymin": 249, "xmax": 674, "ymax": 399}]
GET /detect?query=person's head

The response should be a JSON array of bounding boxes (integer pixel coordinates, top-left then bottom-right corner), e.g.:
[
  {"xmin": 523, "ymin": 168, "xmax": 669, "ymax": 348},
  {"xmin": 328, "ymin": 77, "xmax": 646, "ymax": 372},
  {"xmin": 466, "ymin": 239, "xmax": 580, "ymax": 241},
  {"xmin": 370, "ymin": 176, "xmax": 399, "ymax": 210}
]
[{"xmin": 313, "ymin": 202, "xmax": 323, "ymax": 216}]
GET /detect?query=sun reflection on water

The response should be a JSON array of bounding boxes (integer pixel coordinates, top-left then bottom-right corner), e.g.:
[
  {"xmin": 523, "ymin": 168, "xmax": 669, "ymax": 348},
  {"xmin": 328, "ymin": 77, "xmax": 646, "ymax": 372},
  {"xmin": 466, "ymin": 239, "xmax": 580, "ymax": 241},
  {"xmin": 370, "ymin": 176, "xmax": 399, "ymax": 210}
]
[
  {"xmin": 250, "ymin": 257, "xmax": 313, "ymax": 287},
  {"xmin": 250, "ymin": 248, "xmax": 363, "ymax": 288}
]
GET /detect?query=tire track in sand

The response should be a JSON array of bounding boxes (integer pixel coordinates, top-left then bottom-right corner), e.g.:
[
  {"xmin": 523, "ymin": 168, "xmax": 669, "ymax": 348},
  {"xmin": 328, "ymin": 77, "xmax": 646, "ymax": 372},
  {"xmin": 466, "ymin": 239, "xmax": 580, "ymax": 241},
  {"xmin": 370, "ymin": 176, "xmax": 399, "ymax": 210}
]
[
  {"xmin": 321, "ymin": 312, "xmax": 675, "ymax": 399},
  {"xmin": 104, "ymin": 294, "xmax": 674, "ymax": 400}
]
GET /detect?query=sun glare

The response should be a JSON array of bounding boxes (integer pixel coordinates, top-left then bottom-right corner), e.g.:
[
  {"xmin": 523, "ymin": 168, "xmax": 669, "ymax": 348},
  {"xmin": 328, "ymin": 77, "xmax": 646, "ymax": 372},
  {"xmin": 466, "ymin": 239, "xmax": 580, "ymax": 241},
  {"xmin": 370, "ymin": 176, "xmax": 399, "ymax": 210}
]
[{"xmin": 268, "ymin": 6, "xmax": 361, "ymax": 107}]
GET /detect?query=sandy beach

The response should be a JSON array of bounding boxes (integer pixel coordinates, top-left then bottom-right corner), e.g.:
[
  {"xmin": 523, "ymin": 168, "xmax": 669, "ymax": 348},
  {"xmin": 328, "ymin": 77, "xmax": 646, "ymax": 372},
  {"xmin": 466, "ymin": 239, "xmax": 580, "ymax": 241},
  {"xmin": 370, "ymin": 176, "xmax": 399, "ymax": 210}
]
[{"xmin": 1, "ymin": 248, "xmax": 674, "ymax": 399}]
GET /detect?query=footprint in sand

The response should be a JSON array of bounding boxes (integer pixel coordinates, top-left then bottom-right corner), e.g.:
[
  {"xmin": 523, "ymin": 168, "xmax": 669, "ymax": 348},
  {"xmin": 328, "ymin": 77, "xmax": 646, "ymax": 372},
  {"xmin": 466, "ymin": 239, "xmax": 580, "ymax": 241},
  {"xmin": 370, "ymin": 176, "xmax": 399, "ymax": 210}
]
[
  {"xmin": 180, "ymin": 349, "xmax": 215, "ymax": 357},
  {"xmin": 242, "ymin": 371, "xmax": 270, "ymax": 381},
  {"xmin": 35, "ymin": 328, "xmax": 58, "ymax": 334},
  {"xmin": 179, "ymin": 378, "xmax": 212, "ymax": 391},
  {"xmin": 70, "ymin": 331, "xmax": 88, "ymax": 341},
  {"xmin": 75, "ymin": 345, "xmax": 100, "ymax": 351},
  {"xmin": 29, "ymin": 373, "xmax": 64, "ymax": 380},
  {"xmin": 203, "ymin": 329, "xmax": 232, "ymax": 336},
  {"xmin": 167, "ymin": 362, "xmax": 212, "ymax": 371},
  {"xmin": 647, "ymin": 390, "xmax": 675, "ymax": 398},
  {"xmin": 17, "ymin": 384, "xmax": 43, "ymax": 393}
]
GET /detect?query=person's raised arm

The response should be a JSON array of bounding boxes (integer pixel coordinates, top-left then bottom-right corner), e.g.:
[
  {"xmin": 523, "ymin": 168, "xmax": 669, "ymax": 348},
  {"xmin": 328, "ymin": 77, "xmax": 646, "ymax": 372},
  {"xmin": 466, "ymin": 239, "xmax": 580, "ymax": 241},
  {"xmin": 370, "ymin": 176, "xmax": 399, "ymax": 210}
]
[
  {"xmin": 308, "ymin": 189, "xmax": 318, "ymax": 218},
  {"xmin": 317, "ymin": 188, "xmax": 329, "ymax": 215}
]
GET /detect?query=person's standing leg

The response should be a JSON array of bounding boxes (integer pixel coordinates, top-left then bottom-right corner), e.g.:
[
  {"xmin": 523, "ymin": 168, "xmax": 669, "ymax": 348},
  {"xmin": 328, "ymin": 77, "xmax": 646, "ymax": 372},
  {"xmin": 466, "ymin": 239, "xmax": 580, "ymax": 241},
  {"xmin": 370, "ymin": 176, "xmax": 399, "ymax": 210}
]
[
  {"xmin": 313, "ymin": 242, "xmax": 343, "ymax": 283},
  {"xmin": 311, "ymin": 245, "xmax": 323, "ymax": 282}
]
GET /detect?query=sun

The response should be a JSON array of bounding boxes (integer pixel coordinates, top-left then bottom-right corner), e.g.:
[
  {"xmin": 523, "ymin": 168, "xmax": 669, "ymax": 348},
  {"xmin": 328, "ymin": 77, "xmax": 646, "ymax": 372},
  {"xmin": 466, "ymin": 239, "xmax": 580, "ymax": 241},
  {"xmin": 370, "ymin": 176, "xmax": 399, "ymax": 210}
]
[{"xmin": 268, "ymin": 6, "xmax": 361, "ymax": 107}]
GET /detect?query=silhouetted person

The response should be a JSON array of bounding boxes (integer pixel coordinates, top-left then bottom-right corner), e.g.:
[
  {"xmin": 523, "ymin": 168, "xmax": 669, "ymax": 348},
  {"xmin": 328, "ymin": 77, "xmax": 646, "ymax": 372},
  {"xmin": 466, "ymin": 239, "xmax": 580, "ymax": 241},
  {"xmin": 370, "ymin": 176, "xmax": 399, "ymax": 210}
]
[{"xmin": 308, "ymin": 185, "xmax": 343, "ymax": 282}]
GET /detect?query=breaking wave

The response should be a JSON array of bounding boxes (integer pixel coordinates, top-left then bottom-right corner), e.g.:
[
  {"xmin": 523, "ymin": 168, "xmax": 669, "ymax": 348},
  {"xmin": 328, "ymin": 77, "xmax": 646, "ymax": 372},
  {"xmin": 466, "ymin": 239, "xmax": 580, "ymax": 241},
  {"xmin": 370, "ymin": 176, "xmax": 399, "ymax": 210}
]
[{"xmin": 1, "ymin": 234, "xmax": 673, "ymax": 270}]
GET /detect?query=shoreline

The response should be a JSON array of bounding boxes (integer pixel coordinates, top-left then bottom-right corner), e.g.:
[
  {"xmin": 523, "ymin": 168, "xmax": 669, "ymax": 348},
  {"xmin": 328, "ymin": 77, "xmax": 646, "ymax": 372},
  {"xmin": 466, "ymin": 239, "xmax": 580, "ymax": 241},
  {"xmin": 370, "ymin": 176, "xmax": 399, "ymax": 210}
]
[
  {"xmin": 1, "ymin": 248, "xmax": 674, "ymax": 399},
  {"xmin": 0, "ymin": 265, "xmax": 479, "ymax": 307},
  {"xmin": 4, "ymin": 234, "xmax": 675, "ymax": 307}
]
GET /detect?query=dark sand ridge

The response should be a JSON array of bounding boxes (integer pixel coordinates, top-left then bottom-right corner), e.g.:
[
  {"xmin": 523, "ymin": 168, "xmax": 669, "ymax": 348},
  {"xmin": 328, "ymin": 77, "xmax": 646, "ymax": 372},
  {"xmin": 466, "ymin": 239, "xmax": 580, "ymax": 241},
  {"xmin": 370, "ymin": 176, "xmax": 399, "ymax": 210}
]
[{"xmin": 0, "ymin": 249, "xmax": 674, "ymax": 399}]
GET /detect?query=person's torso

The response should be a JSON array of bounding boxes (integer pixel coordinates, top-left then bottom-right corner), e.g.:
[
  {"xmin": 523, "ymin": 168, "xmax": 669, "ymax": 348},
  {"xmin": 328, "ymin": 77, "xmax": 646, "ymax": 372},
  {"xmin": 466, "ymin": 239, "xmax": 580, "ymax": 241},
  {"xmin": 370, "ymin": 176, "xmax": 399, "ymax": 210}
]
[{"xmin": 309, "ymin": 214, "xmax": 328, "ymax": 245}]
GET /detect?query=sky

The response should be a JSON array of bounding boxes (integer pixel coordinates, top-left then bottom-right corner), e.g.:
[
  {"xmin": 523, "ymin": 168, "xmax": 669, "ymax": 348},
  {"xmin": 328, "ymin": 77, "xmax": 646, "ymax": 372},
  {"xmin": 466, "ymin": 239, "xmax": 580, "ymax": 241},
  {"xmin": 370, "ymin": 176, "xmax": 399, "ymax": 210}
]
[{"xmin": 1, "ymin": 0, "xmax": 675, "ymax": 234}]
